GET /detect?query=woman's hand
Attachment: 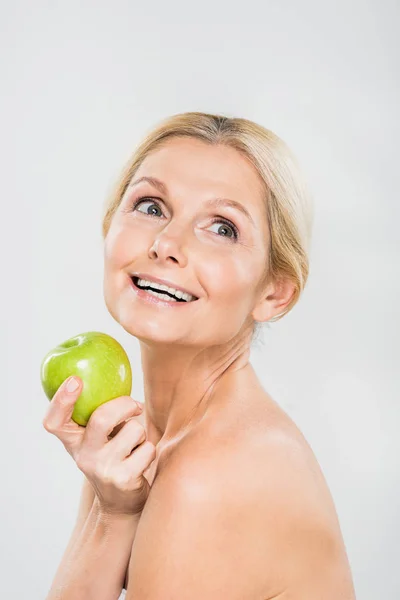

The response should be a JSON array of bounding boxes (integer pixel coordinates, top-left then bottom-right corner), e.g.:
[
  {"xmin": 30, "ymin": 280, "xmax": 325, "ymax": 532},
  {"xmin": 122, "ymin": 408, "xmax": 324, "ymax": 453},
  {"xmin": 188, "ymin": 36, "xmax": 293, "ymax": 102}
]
[{"xmin": 42, "ymin": 376, "xmax": 157, "ymax": 517}]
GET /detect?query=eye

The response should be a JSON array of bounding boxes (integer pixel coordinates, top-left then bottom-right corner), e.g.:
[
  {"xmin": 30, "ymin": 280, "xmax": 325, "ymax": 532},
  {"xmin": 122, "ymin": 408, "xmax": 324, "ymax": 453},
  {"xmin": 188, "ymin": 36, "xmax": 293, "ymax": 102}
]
[
  {"xmin": 131, "ymin": 196, "xmax": 239, "ymax": 241},
  {"xmin": 208, "ymin": 218, "xmax": 239, "ymax": 240},
  {"xmin": 133, "ymin": 197, "xmax": 163, "ymax": 217}
]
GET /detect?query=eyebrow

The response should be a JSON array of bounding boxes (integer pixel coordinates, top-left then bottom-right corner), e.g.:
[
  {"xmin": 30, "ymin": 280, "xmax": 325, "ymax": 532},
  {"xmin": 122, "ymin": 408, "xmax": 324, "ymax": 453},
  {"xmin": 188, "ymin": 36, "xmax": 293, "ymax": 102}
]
[{"xmin": 128, "ymin": 176, "xmax": 255, "ymax": 226}]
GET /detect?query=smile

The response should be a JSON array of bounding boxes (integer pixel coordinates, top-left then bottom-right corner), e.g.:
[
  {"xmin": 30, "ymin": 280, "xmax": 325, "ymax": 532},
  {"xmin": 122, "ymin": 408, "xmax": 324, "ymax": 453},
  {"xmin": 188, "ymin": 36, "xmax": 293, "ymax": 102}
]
[{"xmin": 130, "ymin": 276, "xmax": 199, "ymax": 307}]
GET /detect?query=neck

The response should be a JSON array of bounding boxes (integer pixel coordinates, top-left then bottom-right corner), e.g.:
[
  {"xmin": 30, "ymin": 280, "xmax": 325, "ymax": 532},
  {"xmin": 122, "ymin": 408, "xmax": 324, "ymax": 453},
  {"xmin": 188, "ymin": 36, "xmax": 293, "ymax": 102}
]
[{"xmin": 139, "ymin": 332, "xmax": 253, "ymax": 446}]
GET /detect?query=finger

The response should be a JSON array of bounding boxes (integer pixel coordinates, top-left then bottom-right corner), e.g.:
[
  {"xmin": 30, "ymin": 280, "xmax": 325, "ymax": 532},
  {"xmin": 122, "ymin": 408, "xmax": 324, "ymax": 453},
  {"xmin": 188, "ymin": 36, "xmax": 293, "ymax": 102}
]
[
  {"xmin": 105, "ymin": 418, "xmax": 147, "ymax": 460},
  {"xmin": 42, "ymin": 376, "xmax": 84, "ymax": 433},
  {"xmin": 42, "ymin": 376, "xmax": 85, "ymax": 455},
  {"xmin": 123, "ymin": 440, "xmax": 157, "ymax": 473},
  {"xmin": 83, "ymin": 396, "xmax": 144, "ymax": 452}
]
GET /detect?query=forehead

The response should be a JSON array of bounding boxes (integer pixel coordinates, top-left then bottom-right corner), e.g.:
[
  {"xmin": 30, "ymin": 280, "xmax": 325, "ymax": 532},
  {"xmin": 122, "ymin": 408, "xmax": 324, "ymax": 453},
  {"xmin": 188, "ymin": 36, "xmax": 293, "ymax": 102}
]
[{"xmin": 132, "ymin": 137, "xmax": 266, "ymax": 212}]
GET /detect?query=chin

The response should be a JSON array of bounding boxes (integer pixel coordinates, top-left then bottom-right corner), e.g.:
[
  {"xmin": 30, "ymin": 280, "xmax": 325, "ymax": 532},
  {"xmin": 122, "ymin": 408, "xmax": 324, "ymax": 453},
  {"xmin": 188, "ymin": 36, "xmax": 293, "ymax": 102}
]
[{"xmin": 116, "ymin": 313, "xmax": 174, "ymax": 342}]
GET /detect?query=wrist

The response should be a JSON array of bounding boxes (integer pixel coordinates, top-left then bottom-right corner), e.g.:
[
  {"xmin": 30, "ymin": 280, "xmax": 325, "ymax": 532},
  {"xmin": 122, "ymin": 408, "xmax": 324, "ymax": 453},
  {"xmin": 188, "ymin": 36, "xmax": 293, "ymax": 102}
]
[{"xmin": 92, "ymin": 496, "xmax": 142, "ymax": 525}]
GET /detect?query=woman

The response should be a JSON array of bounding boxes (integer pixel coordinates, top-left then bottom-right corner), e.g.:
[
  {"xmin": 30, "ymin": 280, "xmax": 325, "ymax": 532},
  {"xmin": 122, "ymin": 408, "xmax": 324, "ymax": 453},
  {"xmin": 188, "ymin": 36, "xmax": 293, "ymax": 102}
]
[{"xmin": 43, "ymin": 112, "xmax": 356, "ymax": 599}]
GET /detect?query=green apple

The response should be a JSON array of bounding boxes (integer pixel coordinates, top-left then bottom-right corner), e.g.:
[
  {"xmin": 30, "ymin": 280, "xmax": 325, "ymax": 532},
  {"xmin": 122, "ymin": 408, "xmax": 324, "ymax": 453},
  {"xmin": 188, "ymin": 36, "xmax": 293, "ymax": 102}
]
[{"xmin": 40, "ymin": 331, "xmax": 132, "ymax": 426}]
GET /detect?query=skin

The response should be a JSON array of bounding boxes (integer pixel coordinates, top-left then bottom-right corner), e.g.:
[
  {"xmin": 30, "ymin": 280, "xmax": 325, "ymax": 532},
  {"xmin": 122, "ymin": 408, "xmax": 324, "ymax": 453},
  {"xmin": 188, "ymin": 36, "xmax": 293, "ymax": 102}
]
[
  {"xmin": 103, "ymin": 136, "xmax": 295, "ymax": 450},
  {"xmin": 103, "ymin": 136, "xmax": 356, "ymax": 596}
]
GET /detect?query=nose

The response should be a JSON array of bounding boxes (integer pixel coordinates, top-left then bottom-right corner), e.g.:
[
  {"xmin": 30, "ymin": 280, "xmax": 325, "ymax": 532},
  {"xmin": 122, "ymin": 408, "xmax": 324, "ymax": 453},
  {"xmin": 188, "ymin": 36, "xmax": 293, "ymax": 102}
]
[{"xmin": 148, "ymin": 225, "xmax": 188, "ymax": 267}]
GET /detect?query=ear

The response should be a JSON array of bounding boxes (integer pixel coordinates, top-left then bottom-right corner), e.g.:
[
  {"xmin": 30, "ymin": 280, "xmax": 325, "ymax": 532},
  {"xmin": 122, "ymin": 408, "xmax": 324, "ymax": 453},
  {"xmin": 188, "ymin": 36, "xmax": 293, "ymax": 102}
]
[{"xmin": 251, "ymin": 276, "xmax": 296, "ymax": 324}]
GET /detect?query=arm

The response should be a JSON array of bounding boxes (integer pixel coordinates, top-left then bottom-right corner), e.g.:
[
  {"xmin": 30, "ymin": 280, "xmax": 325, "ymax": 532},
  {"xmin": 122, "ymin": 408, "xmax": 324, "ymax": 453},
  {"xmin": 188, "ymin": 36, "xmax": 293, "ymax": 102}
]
[
  {"xmin": 57, "ymin": 475, "xmax": 95, "ymax": 565},
  {"xmin": 124, "ymin": 438, "xmax": 356, "ymax": 599},
  {"xmin": 46, "ymin": 495, "xmax": 141, "ymax": 600},
  {"xmin": 47, "ymin": 408, "xmax": 148, "ymax": 597},
  {"xmin": 75, "ymin": 476, "xmax": 96, "ymax": 529},
  {"xmin": 124, "ymin": 446, "xmax": 274, "ymax": 599}
]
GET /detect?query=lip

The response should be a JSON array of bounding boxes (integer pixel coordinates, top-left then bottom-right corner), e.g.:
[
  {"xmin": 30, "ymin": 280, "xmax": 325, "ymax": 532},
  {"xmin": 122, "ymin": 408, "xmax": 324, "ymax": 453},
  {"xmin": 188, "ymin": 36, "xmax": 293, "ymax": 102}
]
[
  {"xmin": 131, "ymin": 272, "xmax": 199, "ymax": 299},
  {"xmin": 129, "ymin": 276, "xmax": 199, "ymax": 307}
]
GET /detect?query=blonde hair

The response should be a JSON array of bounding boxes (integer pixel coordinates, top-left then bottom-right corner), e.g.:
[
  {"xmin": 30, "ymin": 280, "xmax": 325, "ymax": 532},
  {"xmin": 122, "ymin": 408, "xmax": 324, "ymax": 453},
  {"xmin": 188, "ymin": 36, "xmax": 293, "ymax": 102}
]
[{"xmin": 101, "ymin": 112, "xmax": 314, "ymax": 345}]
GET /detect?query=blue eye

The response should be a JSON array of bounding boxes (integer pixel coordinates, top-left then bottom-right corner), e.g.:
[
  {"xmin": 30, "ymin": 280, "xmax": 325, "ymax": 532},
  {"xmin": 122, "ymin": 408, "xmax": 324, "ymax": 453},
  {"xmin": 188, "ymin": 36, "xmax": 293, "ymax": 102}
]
[
  {"xmin": 208, "ymin": 218, "xmax": 238, "ymax": 240},
  {"xmin": 132, "ymin": 197, "xmax": 239, "ymax": 241},
  {"xmin": 134, "ymin": 198, "xmax": 163, "ymax": 218}
]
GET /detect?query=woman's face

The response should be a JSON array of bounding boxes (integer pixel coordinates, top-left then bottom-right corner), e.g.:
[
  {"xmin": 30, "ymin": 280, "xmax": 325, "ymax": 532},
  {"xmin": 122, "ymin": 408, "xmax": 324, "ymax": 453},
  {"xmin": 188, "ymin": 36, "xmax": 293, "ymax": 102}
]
[{"xmin": 103, "ymin": 136, "xmax": 270, "ymax": 346}]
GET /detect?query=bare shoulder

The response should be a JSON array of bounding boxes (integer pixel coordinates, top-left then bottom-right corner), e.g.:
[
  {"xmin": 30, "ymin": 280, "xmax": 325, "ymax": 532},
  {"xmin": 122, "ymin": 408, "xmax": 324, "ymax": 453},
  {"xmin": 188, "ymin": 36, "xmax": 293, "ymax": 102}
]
[
  {"xmin": 172, "ymin": 401, "xmax": 338, "ymax": 527},
  {"xmin": 128, "ymin": 406, "xmax": 286, "ymax": 598},
  {"xmin": 125, "ymin": 390, "xmax": 355, "ymax": 598},
  {"xmin": 165, "ymin": 395, "xmax": 356, "ymax": 598}
]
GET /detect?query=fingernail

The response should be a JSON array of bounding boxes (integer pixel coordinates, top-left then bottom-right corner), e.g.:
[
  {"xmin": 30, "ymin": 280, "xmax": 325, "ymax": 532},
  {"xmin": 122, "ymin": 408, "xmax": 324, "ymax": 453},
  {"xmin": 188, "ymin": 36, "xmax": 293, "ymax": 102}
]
[
  {"xmin": 66, "ymin": 377, "xmax": 79, "ymax": 393},
  {"xmin": 136, "ymin": 402, "xmax": 143, "ymax": 410}
]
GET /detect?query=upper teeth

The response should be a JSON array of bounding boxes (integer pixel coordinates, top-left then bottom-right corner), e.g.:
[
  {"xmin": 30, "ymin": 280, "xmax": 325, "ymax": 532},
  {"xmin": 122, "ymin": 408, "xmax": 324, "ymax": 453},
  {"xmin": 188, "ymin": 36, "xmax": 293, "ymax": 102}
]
[{"xmin": 136, "ymin": 278, "xmax": 196, "ymax": 302}]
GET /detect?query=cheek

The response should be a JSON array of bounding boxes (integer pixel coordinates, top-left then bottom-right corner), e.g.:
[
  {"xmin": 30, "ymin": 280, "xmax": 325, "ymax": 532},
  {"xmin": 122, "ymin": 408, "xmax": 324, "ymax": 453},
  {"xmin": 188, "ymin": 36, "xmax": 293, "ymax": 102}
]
[
  {"xmin": 104, "ymin": 224, "xmax": 141, "ymax": 269},
  {"xmin": 201, "ymin": 252, "xmax": 259, "ymax": 306}
]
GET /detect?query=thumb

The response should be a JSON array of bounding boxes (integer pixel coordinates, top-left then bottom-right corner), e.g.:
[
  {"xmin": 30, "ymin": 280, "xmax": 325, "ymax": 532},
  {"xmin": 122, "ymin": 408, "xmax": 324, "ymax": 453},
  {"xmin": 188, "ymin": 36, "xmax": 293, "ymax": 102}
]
[{"xmin": 42, "ymin": 376, "xmax": 85, "ymax": 447}]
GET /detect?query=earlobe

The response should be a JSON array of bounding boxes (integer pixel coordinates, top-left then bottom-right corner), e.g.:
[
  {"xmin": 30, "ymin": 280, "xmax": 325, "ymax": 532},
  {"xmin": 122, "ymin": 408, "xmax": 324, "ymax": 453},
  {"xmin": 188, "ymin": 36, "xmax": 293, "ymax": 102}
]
[{"xmin": 252, "ymin": 300, "xmax": 273, "ymax": 324}]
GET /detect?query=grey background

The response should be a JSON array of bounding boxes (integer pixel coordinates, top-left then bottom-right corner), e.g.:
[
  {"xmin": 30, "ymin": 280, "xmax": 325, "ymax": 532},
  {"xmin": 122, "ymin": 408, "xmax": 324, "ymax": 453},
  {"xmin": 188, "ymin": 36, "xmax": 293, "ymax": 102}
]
[{"xmin": 1, "ymin": 1, "xmax": 399, "ymax": 598}]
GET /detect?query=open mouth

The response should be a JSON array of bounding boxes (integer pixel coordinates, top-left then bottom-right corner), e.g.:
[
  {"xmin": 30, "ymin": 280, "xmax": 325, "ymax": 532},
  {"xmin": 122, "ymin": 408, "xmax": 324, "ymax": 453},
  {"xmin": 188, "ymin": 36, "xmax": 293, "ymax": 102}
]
[{"xmin": 131, "ymin": 276, "xmax": 198, "ymax": 303}]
